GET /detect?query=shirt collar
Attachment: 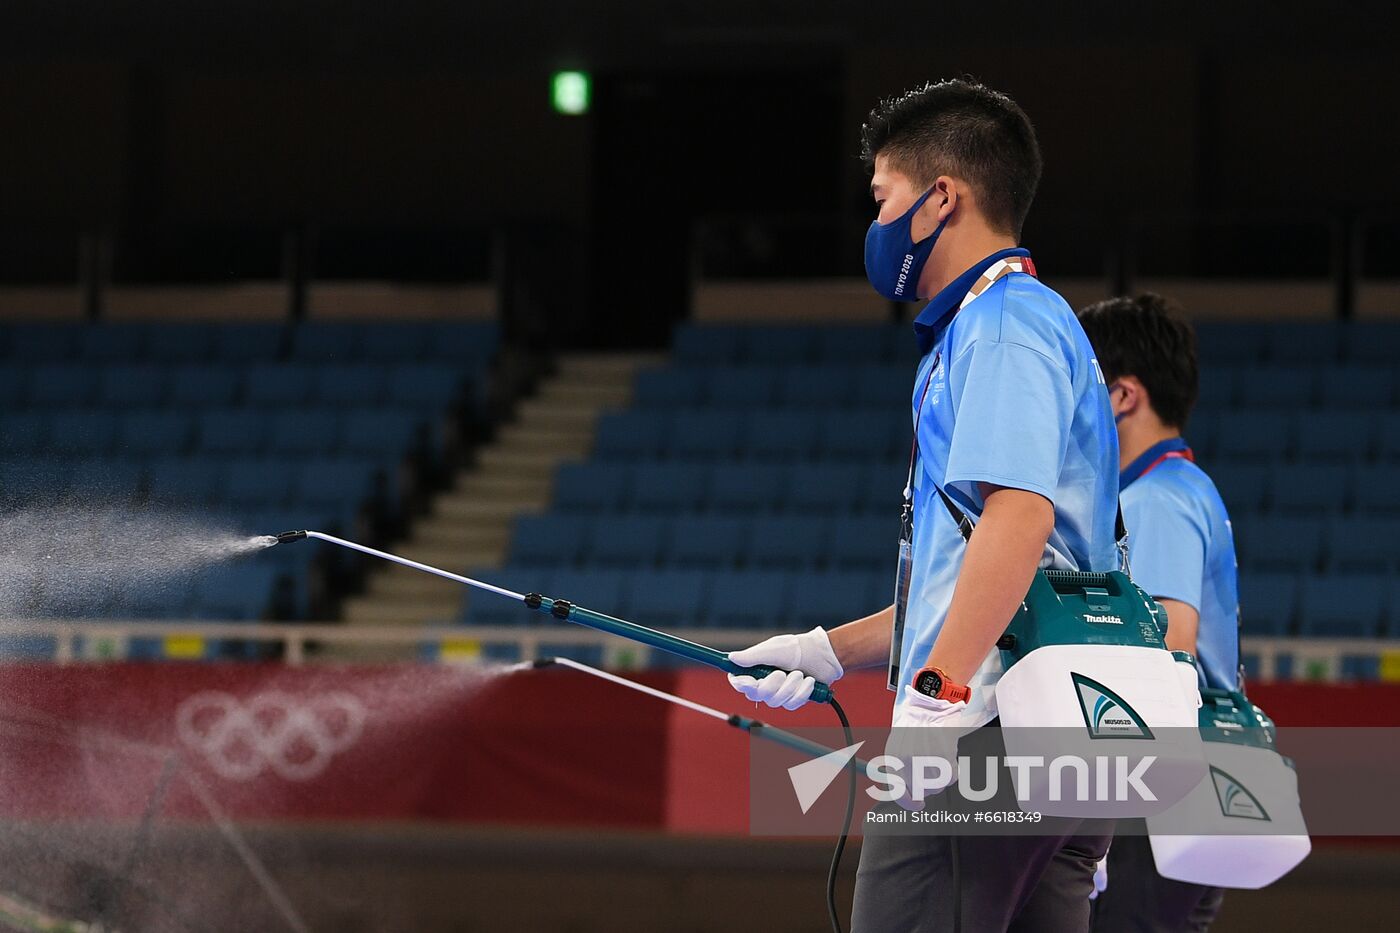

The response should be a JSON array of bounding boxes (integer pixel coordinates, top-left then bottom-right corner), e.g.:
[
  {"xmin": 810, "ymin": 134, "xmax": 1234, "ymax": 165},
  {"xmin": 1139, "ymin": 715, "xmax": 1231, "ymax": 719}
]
[
  {"xmin": 1120, "ymin": 436, "xmax": 1193, "ymax": 490},
  {"xmin": 912, "ymin": 247, "xmax": 1032, "ymax": 355}
]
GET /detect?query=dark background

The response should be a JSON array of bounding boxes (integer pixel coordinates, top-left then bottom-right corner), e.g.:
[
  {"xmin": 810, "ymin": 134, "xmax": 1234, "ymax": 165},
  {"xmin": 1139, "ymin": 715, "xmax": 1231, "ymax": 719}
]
[{"xmin": 3, "ymin": 0, "xmax": 1399, "ymax": 343}]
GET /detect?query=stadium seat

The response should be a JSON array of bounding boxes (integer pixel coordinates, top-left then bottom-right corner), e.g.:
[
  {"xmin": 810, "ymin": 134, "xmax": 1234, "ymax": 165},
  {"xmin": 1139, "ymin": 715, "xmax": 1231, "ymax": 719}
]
[
  {"xmin": 777, "ymin": 366, "xmax": 857, "ymax": 407},
  {"xmin": 1341, "ymin": 321, "xmax": 1400, "ymax": 365},
  {"xmin": 671, "ymin": 410, "xmax": 742, "ymax": 460},
  {"xmin": 386, "ymin": 365, "xmax": 467, "ymax": 409},
  {"xmin": 169, "ymin": 365, "xmax": 242, "ymax": 406},
  {"xmin": 1236, "ymin": 366, "xmax": 1317, "ymax": 409},
  {"xmin": 427, "ymin": 322, "xmax": 499, "ymax": 363},
  {"xmin": 548, "ymin": 568, "xmax": 628, "ymax": 616},
  {"xmin": 268, "ymin": 409, "xmax": 342, "ymax": 456},
  {"xmin": 708, "ymin": 462, "xmax": 785, "ymax": 513},
  {"xmin": 828, "ymin": 515, "xmax": 895, "ymax": 569},
  {"xmin": 1375, "ymin": 413, "xmax": 1400, "ymax": 462},
  {"xmin": 0, "ymin": 413, "xmax": 50, "ymax": 455},
  {"xmin": 46, "ymin": 410, "xmax": 119, "ymax": 456},
  {"xmin": 856, "ymin": 460, "xmax": 908, "ymax": 514},
  {"xmin": 854, "ymin": 365, "xmax": 914, "ymax": 408},
  {"xmin": 665, "ymin": 516, "xmax": 747, "ymax": 569},
  {"xmin": 69, "ymin": 458, "xmax": 143, "ymax": 500},
  {"xmin": 1194, "ymin": 323, "xmax": 1267, "ymax": 365},
  {"xmin": 340, "ymin": 409, "xmax": 423, "ymax": 458},
  {"xmin": 145, "ymin": 324, "xmax": 215, "ymax": 363},
  {"xmin": 212, "ymin": 322, "xmax": 286, "ymax": 362},
  {"xmin": 786, "ymin": 463, "xmax": 868, "ymax": 513},
  {"xmin": 0, "ymin": 459, "xmax": 72, "ymax": 501},
  {"xmin": 509, "ymin": 515, "xmax": 587, "ymax": 567},
  {"xmin": 315, "ymin": 365, "xmax": 387, "ymax": 406},
  {"xmin": 292, "ymin": 322, "xmax": 363, "ymax": 361},
  {"xmin": 1237, "ymin": 573, "xmax": 1297, "ymax": 636},
  {"xmin": 1299, "ymin": 575, "xmax": 1387, "ymax": 638},
  {"xmin": 1208, "ymin": 463, "xmax": 1270, "ymax": 514},
  {"xmin": 552, "ymin": 462, "xmax": 630, "ymax": 514},
  {"xmin": 706, "ymin": 368, "xmax": 776, "ymax": 407},
  {"xmin": 1195, "ymin": 370, "xmax": 1235, "ymax": 410},
  {"xmin": 673, "ymin": 325, "xmax": 741, "ymax": 364},
  {"xmin": 1352, "ymin": 464, "xmax": 1400, "ymax": 514},
  {"xmin": 28, "ymin": 364, "xmax": 96, "ymax": 406},
  {"xmin": 116, "ymin": 410, "xmax": 194, "ymax": 457},
  {"xmin": 625, "ymin": 570, "xmax": 710, "ymax": 628},
  {"xmin": 742, "ymin": 326, "xmax": 816, "ymax": 364},
  {"xmin": 631, "ymin": 462, "xmax": 707, "ymax": 513},
  {"xmin": 594, "ymin": 411, "xmax": 668, "ymax": 460},
  {"xmin": 743, "ymin": 410, "xmax": 819, "ymax": 461},
  {"xmin": 744, "ymin": 515, "xmax": 830, "ymax": 569},
  {"xmin": 1318, "ymin": 367, "xmax": 1393, "ymax": 409},
  {"xmin": 144, "ymin": 457, "xmax": 228, "ymax": 504},
  {"xmin": 1263, "ymin": 321, "xmax": 1341, "ymax": 364},
  {"xmin": 0, "ymin": 365, "xmax": 27, "ymax": 402},
  {"xmin": 814, "ymin": 325, "xmax": 893, "ymax": 364},
  {"xmin": 79, "ymin": 323, "xmax": 148, "ymax": 362},
  {"xmin": 1214, "ymin": 411, "xmax": 1292, "ymax": 462},
  {"xmin": 706, "ymin": 570, "xmax": 789, "ymax": 628},
  {"xmin": 293, "ymin": 458, "xmax": 378, "ymax": 510},
  {"xmin": 819, "ymin": 409, "xmax": 902, "ymax": 461},
  {"xmin": 1267, "ymin": 463, "xmax": 1350, "ymax": 513},
  {"xmin": 225, "ymin": 458, "xmax": 293, "ymax": 507},
  {"xmin": 190, "ymin": 565, "xmax": 278, "ymax": 620},
  {"xmin": 788, "ymin": 571, "xmax": 880, "ymax": 629},
  {"xmin": 461, "ymin": 566, "xmax": 548, "ymax": 626},
  {"xmin": 1325, "ymin": 516, "xmax": 1400, "ymax": 573},
  {"xmin": 1236, "ymin": 514, "xmax": 1325, "ymax": 573},
  {"xmin": 633, "ymin": 368, "xmax": 705, "ymax": 409},
  {"xmin": 585, "ymin": 515, "xmax": 667, "ymax": 567},
  {"xmin": 6, "ymin": 324, "xmax": 77, "ymax": 362},
  {"xmin": 98, "ymin": 365, "xmax": 168, "ymax": 407},
  {"xmin": 245, "ymin": 364, "xmax": 316, "ymax": 406},
  {"xmin": 1294, "ymin": 411, "xmax": 1374, "ymax": 462}
]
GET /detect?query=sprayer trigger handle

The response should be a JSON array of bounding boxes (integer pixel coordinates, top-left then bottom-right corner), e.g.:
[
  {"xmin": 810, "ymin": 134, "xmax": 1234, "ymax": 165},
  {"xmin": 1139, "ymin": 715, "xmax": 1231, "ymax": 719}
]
[{"xmin": 730, "ymin": 662, "xmax": 834, "ymax": 705}]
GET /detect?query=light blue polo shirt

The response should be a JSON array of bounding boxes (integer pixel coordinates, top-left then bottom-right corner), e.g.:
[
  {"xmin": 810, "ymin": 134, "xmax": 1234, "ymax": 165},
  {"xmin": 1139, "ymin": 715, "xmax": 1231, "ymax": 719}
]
[
  {"xmin": 1120, "ymin": 439, "xmax": 1241, "ymax": 691},
  {"xmin": 895, "ymin": 248, "xmax": 1120, "ymax": 721}
]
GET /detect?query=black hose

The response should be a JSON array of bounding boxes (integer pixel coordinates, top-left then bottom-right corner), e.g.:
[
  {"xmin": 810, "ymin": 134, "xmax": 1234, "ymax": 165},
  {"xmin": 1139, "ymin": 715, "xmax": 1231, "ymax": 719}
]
[{"xmin": 826, "ymin": 696, "xmax": 855, "ymax": 933}]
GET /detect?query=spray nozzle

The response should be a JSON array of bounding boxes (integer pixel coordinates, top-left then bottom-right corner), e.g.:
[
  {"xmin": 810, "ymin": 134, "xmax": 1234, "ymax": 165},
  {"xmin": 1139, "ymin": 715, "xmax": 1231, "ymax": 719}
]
[{"xmin": 274, "ymin": 530, "xmax": 309, "ymax": 545}]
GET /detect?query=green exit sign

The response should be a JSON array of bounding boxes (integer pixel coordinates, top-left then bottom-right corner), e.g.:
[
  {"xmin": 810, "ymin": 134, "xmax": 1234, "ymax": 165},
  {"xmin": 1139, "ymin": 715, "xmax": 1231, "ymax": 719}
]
[{"xmin": 552, "ymin": 71, "xmax": 591, "ymax": 115}]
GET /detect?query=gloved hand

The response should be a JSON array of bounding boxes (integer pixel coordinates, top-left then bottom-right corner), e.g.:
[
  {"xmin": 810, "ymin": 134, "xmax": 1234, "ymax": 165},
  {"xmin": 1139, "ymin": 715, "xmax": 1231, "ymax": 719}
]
[
  {"xmin": 1090, "ymin": 855, "xmax": 1109, "ymax": 900},
  {"xmin": 886, "ymin": 685, "xmax": 979, "ymax": 810},
  {"xmin": 726, "ymin": 627, "xmax": 844, "ymax": 710}
]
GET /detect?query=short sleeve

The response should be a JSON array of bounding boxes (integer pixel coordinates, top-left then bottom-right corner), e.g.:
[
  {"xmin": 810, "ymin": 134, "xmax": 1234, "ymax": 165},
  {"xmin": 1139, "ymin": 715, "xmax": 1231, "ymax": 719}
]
[
  {"xmin": 941, "ymin": 340, "xmax": 1074, "ymax": 507},
  {"xmin": 1123, "ymin": 493, "xmax": 1207, "ymax": 612}
]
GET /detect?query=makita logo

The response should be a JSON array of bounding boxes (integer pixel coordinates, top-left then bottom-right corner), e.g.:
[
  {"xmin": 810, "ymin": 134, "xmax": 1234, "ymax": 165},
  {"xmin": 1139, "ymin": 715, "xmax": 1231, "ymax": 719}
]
[
  {"xmin": 894, "ymin": 253, "xmax": 915, "ymax": 296},
  {"xmin": 1085, "ymin": 614, "xmax": 1123, "ymax": 625}
]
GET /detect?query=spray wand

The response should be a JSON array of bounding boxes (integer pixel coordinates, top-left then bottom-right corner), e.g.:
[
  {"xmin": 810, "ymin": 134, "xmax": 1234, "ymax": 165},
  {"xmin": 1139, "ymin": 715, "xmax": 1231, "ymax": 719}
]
[{"xmin": 271, "ymin": 530, "xmax": 836, "ymax": 704}]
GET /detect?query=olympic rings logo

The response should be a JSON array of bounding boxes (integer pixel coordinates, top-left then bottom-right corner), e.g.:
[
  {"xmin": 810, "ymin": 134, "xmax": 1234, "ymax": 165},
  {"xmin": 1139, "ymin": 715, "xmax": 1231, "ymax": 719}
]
[{"xmin": 175, "ymin": 691, "xmax": 367, "ymax": 782}]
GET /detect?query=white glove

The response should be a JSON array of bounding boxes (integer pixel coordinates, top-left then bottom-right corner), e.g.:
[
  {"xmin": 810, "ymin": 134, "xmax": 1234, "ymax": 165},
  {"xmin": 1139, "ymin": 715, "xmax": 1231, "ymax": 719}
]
[
  {"xmin": 726, "ymin": 627, "xmax": 844, "ymax": 710},
  {"xmin": 886, "ymin": 686, "xmax": 979, "ymax": 810},
  {"xmin": 1090, "ymin": 855, "xmax": 1109, "ymax": 900}
]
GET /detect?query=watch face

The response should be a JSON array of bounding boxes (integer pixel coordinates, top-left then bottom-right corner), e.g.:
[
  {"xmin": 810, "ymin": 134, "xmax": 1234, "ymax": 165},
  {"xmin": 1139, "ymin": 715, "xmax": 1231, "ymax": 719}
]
[{"xmin": 915, "ymin": 670, "xmax": 943, "ymax": 697}]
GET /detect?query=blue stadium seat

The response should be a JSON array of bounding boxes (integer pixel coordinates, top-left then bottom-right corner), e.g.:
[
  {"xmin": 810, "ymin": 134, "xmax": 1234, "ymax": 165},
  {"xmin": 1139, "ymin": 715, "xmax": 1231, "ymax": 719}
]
[
  {"xmin": 340, "ymin": 409, "xmax": 422, "ymax": 457},
  {"xmin": 268, "ymin": 409, "xmax": 342, "ymax": 456},
  {"xmin": 585, "ymin": 515, "xmax": 667, "ymax": 567},
  {"xmin": 671, "ymin": 410, "xmax": 742, "ymax": 460},
  {"xmin": 1341, "ymin": 322, "xmax": 1400, "ymax": 365},
  {"xmin": 1214, "ymin": 411, "xmax": 1292, "ymax": 462},
  {"xmin": 145, "ymin": 457, "xmax": 228, "ymax": 504},
  {"xmin": 292, "ymin": 322, "xmax": 361, "ymax": 361},
  {"xmin": 245, "ymin": 364, "xmax": 315, "ymax": 406},
  {"xmin": 707, "ymin": 462, "xmax": 785, "ymax": 513},
  {"xmin": 742, "ymin": 326, "xmax": 816, "ymax": 365},
  {"xmin": 549, "ymin": 568, "xmax": 627, "ymax": 616},
  {"xmin": 292, "ymin": 458, "xmax": 377, "ymax": 509},
  {"xmin": 1237, "ymin": 572, "xmax": 1296, "ymax": 636},
  {"xmin": 1236, "ymin": 514, "xmax": 1324, "ymax": 573},
  {"xmin": 552, "ymin": 462, "xmax": 629, "ymax": 513},
  {"xmin": 1267, "ymin": 463, "xmax": 1351, "ymax": 513},
  {"xmin": 1236, "ymin": 366, "xmax": 1317, "ymax": 409},
  {"xmin": 1208, "ymin": 462, "xmax": 1270, "ymax": 514},
  {"xmin": 786, "ymin": 463, "xmax": 867, "ymax": 513},
  {"xmin": 1325, "ymin": 516, "xmax": 1400, "ymax": 574},
  {"xmin": 116, "ymin": 410, "xmax": 194, "ymax": 457},
  {"xmin": 1185, "ymin": 411, "xmax": 1219, "ymax": 461},
  {"xmin": 386, "ymin": 364, "xmax": 465, "ymax": 409},
  {"xmin": 706, "ymin": 570, "xmax": 789, "ymax": 628},
  {"xmin": 145, "ymin": 324, "xmax": 215, "ymax": 363},
  {"xmin": 777, "ymin": 367, "xmax": 857, "ymax": 407},
  {"xmin": 46, "ymin": 410, "xmax": 120, "ymax": 456},
  {"xmin": 509, "ymin": 514, "xmax": 587, "ymax": 567},
  {"xmin": 28, "ymin": 364, "xmax": 96, "ymax": 406},
  {"xmin": 706, "ymin": 368, "xmax": 776, "ymax": 407},
  {"xmin": 745, "ymin": 515, "xmax": 831, "ymax": 569},
  {"xmin": 6, "ymin": 324, "xmax": 77, "ymax": 362},
  {"xmin": 815, "ymin": 326, "xmax": 893, "ymax": 364},
  {"xmin": 169, "ymin": 365, "xmax": 242, "ymax": 406},
  {"xmin": 1294, "ymin": 411, "xmax": 1374, "ymax": 462},
  {"xmin": 1263, "ymin": 321, "xmax": 1341, "ymax": 364},
  {"xmin": 1195, "ymin": 323, "xmax": 1266, "ymax": 365},
  {"xmin": 631, "ymin": 462, "xmax": 707, "ymax": 513},
  {"xmin": 98, "ymin": 365, "xmax": 168, "ymax": 407},
  {"xmin": 196, "ymin": 408, "xmax": 269, "ymax": 455},
  {"xmin": 1195, "ymin": 370, "xmax": 1235, "ymax": 410},
  {"xmin": 1318, "ymin": 367, "xmax": 1393, "ymax": 409},
  {"xmin": 68, "ymin": 458, "xmax": 144, "ymax": 501},
  {"xmin": 819, "ymin": 409, "xmax": 902, "ymax": 461},
  {"xmin": 226, "ymin": 458, "xmax": 294, "ymax": 508},
  {"xmin": 315, "ymin": 365, "xmax": 387, "ymax": 406},
  {"xmin": 0, "ymin": 459, "xmax": 73, "ymax": 501},
  {"xmin": 1299, "ymin": 574, "xmax": 1386, "ymax": 638},
  {"xmin": 0, "ymin": 365, "xmax": 27, "ymax": 402},
  {"xmin": 1352, "ymin": 464, "xmax": 1400, "ymax": 514},
  {"xmin": 1376, "ymin": 413, "xmax": 1400, "ymax": 461},
  {"xmin": 856, "ymin": 460, "xmax": 908, "ymax": 514},
  {"xmin": 633, "ymin": 369, "xmax": 705, "ymax": 409},
  {"xmin": 743, "ymin": 410, "xmax": 819, "ymax": 461},
  {"xmin": 0, "ymin": 412, "xmax": 50, "ymax": 454},
  {"xmin": 79, "ymin": 323, "xmax": 147, "ymax": 362},
  {"xmin": 788, "ymin": 571, "xmax": 880, "ymax": 629},
  {"xmin": 212, "ymin": 322, "xmax": 286, "ymax": 362},
  {"xmin": 853, "ymin": 365, "xmax": 913, "ymax": 408},
  {"xmin": 594, "ymin": 411, "xmax": 668, "ymax": 460},
  {"xmin": 624, "ymin": 570, "xmax": 710, "ymax": 628},
  {"xmin": 665, "ymin": 516, "xmax": 747, "ymax": 569},
  {"xmin": 462, "ymin": 567, "xmax": 549, "ymax": 625},
  {"xmin": 828, "ymin": 515, "xmax": 895, "ymax": 570},
  {"xmin": 190, "ymin": 565, "xmax": 278, "ymax": 620},
  {"xmin": 674, "ymin": 325, "xmax": 741, "ymax": 364},
  {"xmin": 357, "ymin": 323, "xmax": 434, "ymax": 361},
  {"xmin": 427, "ymin": 322, "xmax": 499, "ymax": 363}
]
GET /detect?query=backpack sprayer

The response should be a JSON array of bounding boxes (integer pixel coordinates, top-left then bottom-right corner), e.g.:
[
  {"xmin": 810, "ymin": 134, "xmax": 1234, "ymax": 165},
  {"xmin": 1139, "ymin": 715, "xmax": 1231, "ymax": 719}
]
[{"xmin": 270, "ymin": 530, "xmax": 835, "ymax": 703}]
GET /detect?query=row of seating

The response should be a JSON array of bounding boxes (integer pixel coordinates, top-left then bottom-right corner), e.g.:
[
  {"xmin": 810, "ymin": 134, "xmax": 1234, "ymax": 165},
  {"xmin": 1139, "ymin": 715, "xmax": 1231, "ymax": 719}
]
[
  {"xmin": 635, "ymin": 364, "xmax": 1400, "ymax": 411},
  {"xmin": 670, "ymin": 321, "xmax": 1400, "ymax": 366},
  {"xmin": 0, "ymin": 408, "xmax": 431, "ymax": 459},
  {"xmin": 0, "ymin": 320, "xmax": 499, "ymax": 364},
  {"xmin": 0, "ymin": 362, "xmax": 475, "ymax": 410},
  {"xmin": 1240, "ymin": 572, "xmax": 1399, "ymax": 638},
  {"xmin": 593, "ymin": 408, "xmax": 1400, "ymax": 466}
]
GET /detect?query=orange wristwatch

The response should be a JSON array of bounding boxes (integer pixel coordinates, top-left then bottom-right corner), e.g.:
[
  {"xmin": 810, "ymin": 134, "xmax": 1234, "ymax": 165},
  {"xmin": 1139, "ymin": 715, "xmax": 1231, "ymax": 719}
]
[{"xmin": 911, "ymin": 666, "xmax": 971, "ymax": 704}]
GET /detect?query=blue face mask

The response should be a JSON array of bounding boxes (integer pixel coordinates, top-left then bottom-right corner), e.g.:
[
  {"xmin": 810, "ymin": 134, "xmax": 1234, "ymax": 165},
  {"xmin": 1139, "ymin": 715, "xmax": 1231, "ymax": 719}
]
[{"xmin": 864, "ymin": 187, "xmax": 948, "ymax": 302}]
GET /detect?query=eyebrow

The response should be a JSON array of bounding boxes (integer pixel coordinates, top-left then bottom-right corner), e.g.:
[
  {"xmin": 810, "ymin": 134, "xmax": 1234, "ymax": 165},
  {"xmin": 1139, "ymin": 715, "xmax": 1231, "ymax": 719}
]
[{"xmin": 869, "ymin": 181, "xmax": 884, "ymax": 197}]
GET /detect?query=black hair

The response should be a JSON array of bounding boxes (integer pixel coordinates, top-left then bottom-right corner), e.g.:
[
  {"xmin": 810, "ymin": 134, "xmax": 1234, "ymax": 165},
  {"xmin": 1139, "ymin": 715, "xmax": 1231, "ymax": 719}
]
[
  {"xmin": 859, "ymin": 79, "xmax": 1043, "ymax": 238},
  {"xmin": 1077, "ymin": 293, "xmax": 1199, "ymax": 430}
]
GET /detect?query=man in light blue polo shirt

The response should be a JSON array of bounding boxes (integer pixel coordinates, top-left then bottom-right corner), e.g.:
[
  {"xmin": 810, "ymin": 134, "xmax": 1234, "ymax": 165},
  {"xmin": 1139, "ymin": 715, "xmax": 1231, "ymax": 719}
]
[
  {"xmin": 1079, "ymin": 293, "xmax": 1239, "ymax": 931},
  {"xmin": 727, "ymin": 79, "xmax": 1120, "ymax": 932}
]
